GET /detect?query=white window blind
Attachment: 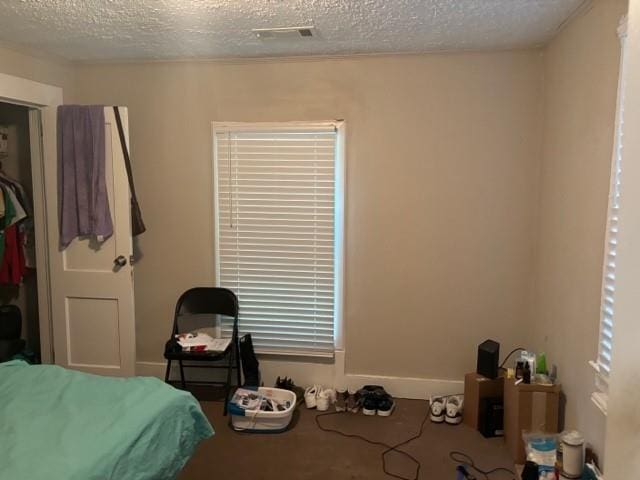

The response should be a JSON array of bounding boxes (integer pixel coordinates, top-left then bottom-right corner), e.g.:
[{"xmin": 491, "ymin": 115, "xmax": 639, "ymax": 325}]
[
  {"xmin": 214, "ymin": 125, "xmax": 338, "ymax": 356},
  {"xmin": 591, "ymin": 15, "xmax": 628, "ymax": 414},
  {"xmin": 593, "ymin": 124, "xmax": 621, "ymax": 398}
]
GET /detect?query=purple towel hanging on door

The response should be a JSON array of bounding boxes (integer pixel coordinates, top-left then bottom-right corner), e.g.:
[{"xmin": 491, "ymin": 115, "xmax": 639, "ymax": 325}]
[{"xmin": 57, "ymin": 105, "xmax": 113, "ymax": 248}]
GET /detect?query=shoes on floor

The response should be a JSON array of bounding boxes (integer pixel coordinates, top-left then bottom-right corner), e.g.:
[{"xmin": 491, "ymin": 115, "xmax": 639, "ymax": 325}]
[
  {"xmin": 304, "ymin": 385, "xmax": 320, "ymax": 409},
  {"xmin": 316, "ymin": 388, "xmax": 335, "ymax": 411},
  {"xmin": 303, "ymin": 385, "xmax": 336, "ymax": 410},
  {"xmin": 328, "ymin": 388, "xmax": 337, "ymax": 403},
  {"xmin": 346, "ymin": 388, "xmax": 360, "ymax": 413},
  {"xmin": 445, "ymin": 395, "xmax": 464, "ymax": 425},
  {"xmin": 359, "ymin": 385, "xmax": 383, "ymax": 416},
  {"xmin": 429, "ymin": 396, "xmax": 446, "ymax": 423},
  {"xmin": 276, "ymin": 376, "xmax": 294, "ymax": 389},
  {"xmin": 359, "ymin": 385, "xmax": 395, "ymax": 417},
  {"xmin": 335, "ymin": 388, "xmax": 348, "ymax": 412},
  {"xmin": 290, "ymin": 381, "xmax": 395, "ymax": 416},
  {"xmin": 275, "ymin": 376, "xmax": 305, "ymax": 405},
  {"xmin": 376, "ymin": 393, "xmax": 395, "ymax": 417},
  {"xmin": 361, "ymin": 394, "xmax": 378, "ymax": 416}
]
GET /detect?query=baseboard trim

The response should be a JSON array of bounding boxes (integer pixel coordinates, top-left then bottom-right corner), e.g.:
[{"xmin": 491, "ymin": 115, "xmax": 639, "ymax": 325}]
[
  {"xmin": 344, "ymin": 373, "xmax": 463, "ymax": 400},
  {"xmin": 136, "ymin": 361, "xmax": 170, "ymax": 378},
  {"xmin": 137, "ymin": 357, "xmax": 462, "ymax": 400}
]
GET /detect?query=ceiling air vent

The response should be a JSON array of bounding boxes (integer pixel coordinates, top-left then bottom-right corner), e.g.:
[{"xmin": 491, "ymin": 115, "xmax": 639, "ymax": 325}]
[{"xmin": 252, "ymin": 26, "xmax": 316, "ymax": 40}]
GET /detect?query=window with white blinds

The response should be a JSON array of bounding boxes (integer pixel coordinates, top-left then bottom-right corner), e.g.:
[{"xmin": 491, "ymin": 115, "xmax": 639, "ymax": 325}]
[
  {"xmin": 592, "ymin": 119, "xmax": 621, "ymax": 408},
  {"xmin": 213, "ymin": 124, "xmax": 340, "ymax": 356},
  {"xmin": 591, "ymin": 16, "xmax": 627, "ymax": 415}
]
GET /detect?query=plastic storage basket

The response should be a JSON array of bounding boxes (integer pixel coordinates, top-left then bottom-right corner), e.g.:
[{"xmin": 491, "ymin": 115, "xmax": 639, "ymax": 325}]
[{"xmin": 228, "ymin": 387, "xmax": 297, "ymax": 433}]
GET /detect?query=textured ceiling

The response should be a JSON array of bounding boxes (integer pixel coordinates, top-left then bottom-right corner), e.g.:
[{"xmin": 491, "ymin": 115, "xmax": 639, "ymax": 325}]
[{"xmin": 0, "ymin": 0, "xmax": 585, "ymax": 61}]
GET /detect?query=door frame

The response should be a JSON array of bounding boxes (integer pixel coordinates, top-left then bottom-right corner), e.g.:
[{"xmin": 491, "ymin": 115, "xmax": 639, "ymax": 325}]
[{"xmin": 0, "ymin": 72, "xmax": 62, "ymax": 364}]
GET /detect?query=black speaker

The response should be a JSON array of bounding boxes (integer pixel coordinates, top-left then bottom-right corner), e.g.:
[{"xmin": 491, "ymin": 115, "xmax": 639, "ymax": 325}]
[
  {"xmin": 479, "ymin": 397, "xmax": 504, "ymax": 438},
  {"xmin": 522, "ymin": 462, "xmax": 539, "ymax": 480},
  {"xmin": 477, "ymin": 339, "xmax": 500, "ymax": 379}
]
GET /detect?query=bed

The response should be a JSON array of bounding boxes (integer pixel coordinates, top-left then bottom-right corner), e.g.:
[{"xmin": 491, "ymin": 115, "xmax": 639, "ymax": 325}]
[{"xmin": 0, "ymin": 360, "xmax": 213, "ymax": 480}]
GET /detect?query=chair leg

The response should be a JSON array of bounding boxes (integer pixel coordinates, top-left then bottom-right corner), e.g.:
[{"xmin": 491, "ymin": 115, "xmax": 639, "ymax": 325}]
[
  {"xmin": 178, "ymin": 360, "xmax": 186, "ymax": 389},
  {"xmin": 164, "ymin": 360, "xmax": 172, "ymax": 383},
  {"xmin": 223, "ymin": 349, "xmax": 234, "ymax": 416},
  {"xmin": 235, "ymin": 341, "xmax": 242, "ymax": 387}
]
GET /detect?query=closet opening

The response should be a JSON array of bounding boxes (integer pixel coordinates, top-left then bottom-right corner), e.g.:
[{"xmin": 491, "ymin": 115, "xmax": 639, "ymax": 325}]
[{"xmin": 0, "ymin": 101, "xmax": 40, "ymax": 363}]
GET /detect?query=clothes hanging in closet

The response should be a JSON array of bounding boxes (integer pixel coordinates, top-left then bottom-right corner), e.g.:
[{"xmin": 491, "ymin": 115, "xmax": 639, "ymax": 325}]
[{"xmin": 0, "ymin": 174, "xmax": 31, "ymax": 285}]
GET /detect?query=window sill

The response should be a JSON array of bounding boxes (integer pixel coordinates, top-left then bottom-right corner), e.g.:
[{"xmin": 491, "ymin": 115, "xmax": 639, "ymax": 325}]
[
  {"xmin": 591, "ymin": 392, "xmax": 608, "ymax": 416},
  {"xmin": 589, "ymin": 360, "xmax": 608, "ymax": 417},
  {"xmin": 589, "ymin": 360, "xmax": 604, "ymax": 375},
  {"xmin": 256, "ymin": 349, "xmax": 335, "ymax": 361}
]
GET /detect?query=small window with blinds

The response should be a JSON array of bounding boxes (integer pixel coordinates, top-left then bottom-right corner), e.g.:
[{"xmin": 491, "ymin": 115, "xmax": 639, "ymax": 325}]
[
  {"xmin": 591, "ymin": 132, "xmax": 621, "ymax": 414},
  {"xmin": 591, "ymin": 16, "xmax": 627, "ymax": 415},
  {"xmin": 213, "ymin": 123, "xmax": 342, "ymax": 357}
]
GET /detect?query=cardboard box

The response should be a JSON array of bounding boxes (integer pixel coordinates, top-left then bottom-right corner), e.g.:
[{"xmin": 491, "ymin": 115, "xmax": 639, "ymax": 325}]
[
  {"xmin": 503, "ymin": 378, "xmax": 560, "ymax": 464},
  {"xmin": 463, "ymin": 372, "xmax": 504, "ymax": 430}
]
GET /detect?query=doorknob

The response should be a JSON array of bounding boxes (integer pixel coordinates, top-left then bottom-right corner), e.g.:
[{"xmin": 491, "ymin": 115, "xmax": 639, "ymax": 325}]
[{"xmin": 114, "ymin": 255, "xmax": 127, "ymax": 267}]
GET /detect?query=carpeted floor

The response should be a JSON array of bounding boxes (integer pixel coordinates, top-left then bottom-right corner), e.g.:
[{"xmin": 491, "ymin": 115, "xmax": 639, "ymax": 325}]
[{"xmin": 180, "ymin": 398, "xmax": 516, "ymax": 480}]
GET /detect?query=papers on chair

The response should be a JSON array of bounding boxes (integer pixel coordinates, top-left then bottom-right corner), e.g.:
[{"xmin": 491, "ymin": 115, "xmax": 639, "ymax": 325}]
[
  {"xmin": 175, "ymin": 332, "xmax": 231, "ymax": 353},
  {"xmin": 205, "ymin": 337, "xmax": 232, "ymax": 352}
]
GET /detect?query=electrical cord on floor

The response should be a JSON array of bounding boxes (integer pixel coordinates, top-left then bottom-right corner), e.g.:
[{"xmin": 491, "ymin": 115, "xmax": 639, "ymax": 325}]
[
  {"xmin": 498, "ymin": 347, "xmax": 525, "ymax": 369},
  {"xmin": 449, "ymin": 451, "xmax": 515, "ymax": 480},
  {"xmin": 315, "ymin": 396, "xmax": 514, "ymax": 480},
  {"xmin": 315, "ymin": 409, "xmax": 426, "ymax": 480}
]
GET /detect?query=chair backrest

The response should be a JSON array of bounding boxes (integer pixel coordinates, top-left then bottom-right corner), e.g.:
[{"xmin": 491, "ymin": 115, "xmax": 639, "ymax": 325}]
[{"xmin": 172, "ymin": 287, "xmax": 239, "ymax": 334}]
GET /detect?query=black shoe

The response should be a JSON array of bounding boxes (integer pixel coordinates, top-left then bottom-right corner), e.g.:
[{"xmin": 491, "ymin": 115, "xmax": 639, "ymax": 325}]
[
  {"xmin": 275, "ymin": 376, "xmax": 304, "ymax": 406},
  {"xmin": 358, "ymin": 385, "xmax": 385, "ymax": 416},
  {"xmin": 376, "ymin": 393, "xmax": 395, "ymax": 417},
  {"xmin": 358, "ymin": 385, "xmax": 394, "ymax": 417}
]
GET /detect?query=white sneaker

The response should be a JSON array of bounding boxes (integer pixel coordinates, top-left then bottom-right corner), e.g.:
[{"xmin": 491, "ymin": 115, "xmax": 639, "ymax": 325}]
[
  {"xmin": 429, "ymin": 396, "xmax": 446, "ymax": 423},
  {"xmin": 328, "ymin": 389, "xmax": 337, "ymax": 403},
  {"xmin": 316, "ymin": 388, "xmax": 335, "ymax": 411},
  {"xmin": 304, "ymin": 385, "xmax": 320, "ymax": 409},
  {"xmin": 445, "ymin": 395, "xmax": 464, "ymax": 425}
]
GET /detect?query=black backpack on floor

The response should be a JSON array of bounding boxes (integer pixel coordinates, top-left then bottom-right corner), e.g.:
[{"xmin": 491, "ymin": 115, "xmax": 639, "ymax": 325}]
[{"xmin": 239, "ymin": 334, "xmax": 260, "ymax": 387}]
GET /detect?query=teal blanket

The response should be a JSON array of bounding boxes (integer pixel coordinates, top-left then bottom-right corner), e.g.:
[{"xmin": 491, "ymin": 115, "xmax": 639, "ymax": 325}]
[{"xmin": 0, "ymin": 361, "xmax": 213, "ymax": 480}]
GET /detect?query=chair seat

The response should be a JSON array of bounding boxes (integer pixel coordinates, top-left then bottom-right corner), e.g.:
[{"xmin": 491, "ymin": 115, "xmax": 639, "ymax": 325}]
[{"xmin": 163, "ymin": 345, "xmax": 230, "ymax": 361}]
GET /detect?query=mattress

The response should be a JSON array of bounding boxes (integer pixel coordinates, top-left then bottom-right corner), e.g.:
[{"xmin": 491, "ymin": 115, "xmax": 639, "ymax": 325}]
[{"xmin": 0, "ymin": 360, "xmax": 213, "ymax": 480}]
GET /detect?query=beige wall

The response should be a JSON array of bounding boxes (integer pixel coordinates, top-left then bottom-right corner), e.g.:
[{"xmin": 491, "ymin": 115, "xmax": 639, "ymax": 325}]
[
  {"xmin": 532, "ymin": 0, "xmax": 627, "ymax": 458},
  {"xmin": 74, "ymin": 52, "xmax": 544, "ymax": 378},
  {"xmin": 0, "ymin": 43, "xmax": 75, "ymax": 98}
]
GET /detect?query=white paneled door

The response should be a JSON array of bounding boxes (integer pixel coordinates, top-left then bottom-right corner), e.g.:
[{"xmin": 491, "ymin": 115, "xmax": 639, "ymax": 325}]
[{"xmin": 46, "ymin": 107, "xmax": 136, "ymax": 376}]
